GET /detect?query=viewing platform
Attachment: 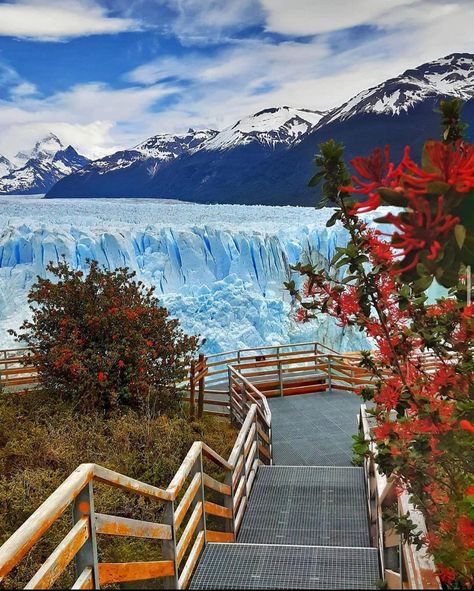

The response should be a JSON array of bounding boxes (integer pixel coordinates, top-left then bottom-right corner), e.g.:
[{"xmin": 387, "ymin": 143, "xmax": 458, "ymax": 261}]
[{"xmin": 0, "ymin": 342, "xmax": 440, "ymax": 590}]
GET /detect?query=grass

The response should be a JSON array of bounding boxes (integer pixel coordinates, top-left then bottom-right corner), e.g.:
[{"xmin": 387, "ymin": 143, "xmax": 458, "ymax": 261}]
[{"xmin": 0, "ymin": 391, "xmax": 237, "ymax": 588}]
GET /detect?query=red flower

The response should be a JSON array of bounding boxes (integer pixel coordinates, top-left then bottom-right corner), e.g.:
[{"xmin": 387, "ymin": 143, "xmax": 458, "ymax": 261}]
[
  {"xmin": 118, "ymin": 360, "xmax": 125, "ymax": 368},
  {"xmin": 401, "ymin": 140, "xmax": 474, "ymax": 193},
  {"xmin": 342, "ymin": 145, "xmax": 403, "ymax": 195},
  {"xmin": 146, "ymin": 340, "xmax": 153, "ymax": 347},
  {"xmin": 437, "ymin": 565, "xmax": 456, "ymax": 585},
  {"xmin": 466, "ymin": 486, "xmax": 474, "ymax": 497},
  {"xmin": 460, "ymin": 419, "xmax": 474, "ymax": 434},
  {"xmin": 350, "ymin": 192, "xmax": 381, "ymax": 215},
  {"xmin": 384, "ymin": 193, "xmax": 459, "ymax": 272},
  {"xmin": 296, "ymin": 308, "xmax": 309, "ymax": 322},
  {"xmin": 373, "ymin": 422, "xmax": 392, "ymax": 440},
  {"xmin": 98, "ymin": 372, "xmax": 106, "ymax": 383},
  {"xmin": 457, "ymin": 516, "xmax": 474, "ymax": 548}
]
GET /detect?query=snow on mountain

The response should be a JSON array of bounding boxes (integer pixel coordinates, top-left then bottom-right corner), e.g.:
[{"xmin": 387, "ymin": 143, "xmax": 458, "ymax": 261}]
[
  {"xmin": 0, "ymin": 197, "xmax": 369, "ymax": 354},
  {"xmin": 324, "ymin": 53, "xmax": 474, "ymax": 125},
  {"xmin": 201, "ymin": 106, "xmax": 325, "ymax": 151},
  {"xmin": 0, "ymin": 133, "xmax": 90, "ymax": 195},
  {"xmin": 79, "ymin": 129, "xmax": 218, "ymax": 177},
  {"xmin": 0, "ymin": 155, "xmax": 13, "ymax": 178}
]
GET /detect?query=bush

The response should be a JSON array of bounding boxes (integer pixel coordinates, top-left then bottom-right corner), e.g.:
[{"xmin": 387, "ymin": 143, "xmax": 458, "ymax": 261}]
[
  {"xmin": 0, "ymin": 391, "xmax": 236, "ymax": 588},
  {"xmin": 11, "ymin": 260, "xmax": 198, "ymax": 415}
]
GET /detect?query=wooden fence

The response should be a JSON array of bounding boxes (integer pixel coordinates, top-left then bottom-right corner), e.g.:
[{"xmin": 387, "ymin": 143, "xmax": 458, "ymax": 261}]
[{"xmin": 0, "ymin": 364, "xmax": 272, "ymax": 590}]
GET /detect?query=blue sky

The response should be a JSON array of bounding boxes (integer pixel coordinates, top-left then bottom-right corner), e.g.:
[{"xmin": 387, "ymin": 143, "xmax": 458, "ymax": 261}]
[{"xmin": 0, "ymin": 0, "xmax": 472, "ymax": 158}]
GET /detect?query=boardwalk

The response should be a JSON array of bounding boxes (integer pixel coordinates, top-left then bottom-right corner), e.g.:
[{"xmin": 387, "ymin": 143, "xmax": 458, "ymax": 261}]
[
  {"xmin": 270, "ymin": 389, "xmax": 361, "ymax": 466},
  {"xmin": 191, "ymin": 390, "xmax": 379, "ymax": 589}
]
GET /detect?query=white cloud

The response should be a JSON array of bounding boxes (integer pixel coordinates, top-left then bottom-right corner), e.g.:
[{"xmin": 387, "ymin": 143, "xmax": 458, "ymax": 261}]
[
  {"xmin": 157, "ymin": 0, "xmax": 263, "ymax": 45},
  {"xmin": 0, "ymin": 81, "xmax": 179, "ymax": 158},
  {"xmin": 260, "ymin": 0, "xmax": 418, "ymax": 36},
  {"xmin": 9, "ymin": 81, "xmax": 38, "ymax": 98},
  {"xmin": 0, "ymin": 0, "xmax": 473, "ymax": 159},
  {"xmin": 0, "ymin": 0, "xmax": 140, "ymax": 41}
]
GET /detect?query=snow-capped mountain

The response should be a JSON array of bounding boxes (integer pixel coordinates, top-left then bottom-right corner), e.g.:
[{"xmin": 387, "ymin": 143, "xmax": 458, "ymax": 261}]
[
  {"xmin": 47, "ymin": 53, "xmax": 474, "ymax": 204},
  {"xmin": 200, "ymin": 107, "xmax": 325, "ymax": 151},
  {"xmin": 0, "ymin": 155, "xmax": 13, "ymax": 178},
  {"xmin": 324, "ymin": 53, "xmax": 474, "ymax": 125},
  {"xmin": 0, "ymin": 133, "xmax": 90, "ymax": 195},
  {"xmin": 77, "ymin": 128, "xmax": 217, "ymax": 177}
]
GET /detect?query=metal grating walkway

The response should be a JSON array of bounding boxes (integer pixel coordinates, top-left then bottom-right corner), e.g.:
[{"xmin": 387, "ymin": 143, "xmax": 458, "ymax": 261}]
[
  {"xmin": 190, "ymin": 543, "xmax": 380, "ymax": 589},
  {"xmin": 190, "ymin": 388, "xmax": 379, "ymax": 589},
  {"xmin": 237, "ymin": 466, "xmax": 370, "ymax": 547},
  {"xmin": 270, "ymin": 390, "xmax": 361, "ymax": 466}
]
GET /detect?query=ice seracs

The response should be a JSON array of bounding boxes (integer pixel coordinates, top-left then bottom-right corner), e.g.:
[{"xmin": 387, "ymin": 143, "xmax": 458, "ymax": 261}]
[{"xmin": 0, "ymin": 198, "xmax": 368, "ymax": 354}]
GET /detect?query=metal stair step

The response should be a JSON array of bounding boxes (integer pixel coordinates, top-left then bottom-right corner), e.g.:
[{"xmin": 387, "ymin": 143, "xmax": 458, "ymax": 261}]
[
  {"xmin": 190, "ymin": 543, "xmax": 380, "ymax": 590},
  {"xmin": 238, "ymin": 466, "xmax": 370, "ymax": 547}
]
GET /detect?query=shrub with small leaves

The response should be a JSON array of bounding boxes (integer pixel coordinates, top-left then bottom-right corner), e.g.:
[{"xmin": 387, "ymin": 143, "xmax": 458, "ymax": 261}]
[{"xmin": 11, "ymin": 260, "xmax": 199, "ymax": 415}]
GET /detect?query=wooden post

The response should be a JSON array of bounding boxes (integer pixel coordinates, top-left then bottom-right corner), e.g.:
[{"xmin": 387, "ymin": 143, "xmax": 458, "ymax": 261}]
[
  {"xmin": 224, "ymin": 469, "xmax": 235, "ymax": 537},
  {"xmin": 241, "ymin": 376, "xmax": 247, "ymax": 413},
  {"xmin": 161, "ymin": 501, "xmax": 179, "ymax": 589},
  {"xmin": 253, "ymin": 412, "xmax": 260, "ymax": 464},
  {"xmin": 73, "ymin": 482, "xmax": 100, "ymax": 589},
  {"xmin": 327, "ymin": 356, "xmax": 332, "ymax": 391},
  {"xmin": 228, "ymin": 367, "xmax": 234, "ymax": 425},
  {"xmin": 190, "ymin": 452, "xmax": 207, "ymax": 542},
  {"xmin": 278, "ymin": 360, "xmax": 283, "ymax": 397},
  {"xmin": 197, "ymin": 353, "xmax": 205, "ymax": 419},
  {"xmin": 189, "ymin": 359, "xmax": 196, "ymax": 420}
]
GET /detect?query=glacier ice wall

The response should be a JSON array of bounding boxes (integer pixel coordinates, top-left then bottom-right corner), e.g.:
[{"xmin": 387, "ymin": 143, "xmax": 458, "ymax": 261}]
[{"xmin": 0, "ymin": 198, "xmax": 369, "ymax": 354}]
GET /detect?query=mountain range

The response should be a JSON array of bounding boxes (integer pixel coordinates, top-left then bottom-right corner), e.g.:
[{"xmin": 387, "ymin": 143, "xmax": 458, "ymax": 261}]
[
  {"xmin": 0, "ymin": 133, "xmax": 90, "ymax": 195},
  {"xmin": 2, "ymin": 53, "xmax": 473, "ymax": 204}
]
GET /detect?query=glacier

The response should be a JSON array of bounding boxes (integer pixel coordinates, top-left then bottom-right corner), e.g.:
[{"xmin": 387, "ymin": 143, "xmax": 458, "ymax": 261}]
[{"xmin": 0, "ymin": 197, "xmax": 370, "ymax": 354}]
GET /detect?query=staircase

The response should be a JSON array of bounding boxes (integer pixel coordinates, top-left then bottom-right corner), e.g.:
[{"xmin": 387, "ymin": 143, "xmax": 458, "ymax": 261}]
[{"xmin": 190, "ymin": 392, "xmax": 381, "ymax": 590}]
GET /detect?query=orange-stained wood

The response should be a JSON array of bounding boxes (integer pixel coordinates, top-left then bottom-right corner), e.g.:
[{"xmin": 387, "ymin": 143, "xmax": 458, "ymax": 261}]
[
  {"xmin": 177, "ymin": 531, "xmax": 205, "ymax": 590},
  {"xmin": 0, "ymin": 464, "xmax": 94, "ymax": 582},
  {"xmin": 174, "ymin": 473, "xmax": 201, "ymax": 530},
  {"xmin": 206, "ymin": 530, "xmax": 234, "ymax": 543},
  {"xmin": 203, "ymin": 473, "xmax": 231, "ymax": 496},
  {"xmin": 71, "ymin": 566, "xmax": 93, "ymax": 590},
  {"xmin": 95, "ymin": 513, "xmax": 171, "ymax": 540},
  {"xmin": 176, "ymin": 502, "xmax": 203, "ymax": 566},
  {"xmin": 25, "ymin": 517, "xmax": 89, "ymax": 589},
  {"xmin": 98, "ymin": 560, "xmax": 175, "ymax": 584},
  {"xmin": 204, "ymin": 501, "xmax": 232, "ymax": 519}
]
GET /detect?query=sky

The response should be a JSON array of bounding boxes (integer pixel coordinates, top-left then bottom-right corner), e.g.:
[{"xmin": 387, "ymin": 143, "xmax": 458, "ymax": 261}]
[{"xmin": 0, "ymin": 0, "xmax": 473, "ymax": 159}]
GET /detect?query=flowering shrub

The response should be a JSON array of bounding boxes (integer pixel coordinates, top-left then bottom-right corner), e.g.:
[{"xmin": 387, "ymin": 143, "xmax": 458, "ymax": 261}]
[
  {"xmin": 11, "ymin": 260, "xmax": 198, "ymax": 415},
  {"xmin": 287, "ymin": 100, "xmax": 474, "ymax": 587}
]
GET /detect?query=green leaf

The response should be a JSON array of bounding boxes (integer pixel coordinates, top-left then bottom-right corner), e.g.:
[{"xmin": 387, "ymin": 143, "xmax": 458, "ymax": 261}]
[
  {"xmin": 454, "ymin": 224, "xmax": 467, "ymax": 249},
  {"xmin": 308, "ymin": 171, "xmax": 325, "ymax": 187},
  {"xmin": 326, "ymin": 210, "xmax": 341, "ymax": 227},
  {"xmin": 378, "ymin": 188, "xmax": 407, "ymax": 207},
  {"xmin": 426, "ymin": 181, "xmax": 451, "ymax": 195},
  {"xmin": 413, "ymin": 274, "xmax": 433, "ymax": 293}
]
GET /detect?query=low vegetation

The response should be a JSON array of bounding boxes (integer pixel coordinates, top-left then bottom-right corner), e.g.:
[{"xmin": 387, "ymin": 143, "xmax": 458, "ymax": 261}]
[{"xmin": 0, "ymin": 391, "xmax": 236, "ymax": 588}]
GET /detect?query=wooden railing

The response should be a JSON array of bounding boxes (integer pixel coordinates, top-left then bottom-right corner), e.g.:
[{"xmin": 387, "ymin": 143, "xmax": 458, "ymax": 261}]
[
  {"xmin": 0, "ymin": 347, "xmax": 38, "ymax": 391},
  {"xmin": 0, "ymin": 377, "xmax": 272, "ymax": 590},
  {"xmin": 358, "ymin": 405, "xmax": 440, "ymax": 590},
  {"xmin": 0, "ymin": 341, "xmax": 441, "ymax": 403}
]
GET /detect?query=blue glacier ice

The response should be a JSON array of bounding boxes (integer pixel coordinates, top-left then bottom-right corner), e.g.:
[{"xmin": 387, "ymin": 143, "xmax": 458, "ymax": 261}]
[{"xmin": 0, "ymin": 197, "xmax": 370, "ymax": 353}]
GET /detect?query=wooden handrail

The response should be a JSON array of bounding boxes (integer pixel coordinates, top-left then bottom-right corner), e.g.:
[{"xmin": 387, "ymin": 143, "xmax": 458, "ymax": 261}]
[{"xmin": 0, "ymin": 381, "xmax": 271, "ymax": 591}]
